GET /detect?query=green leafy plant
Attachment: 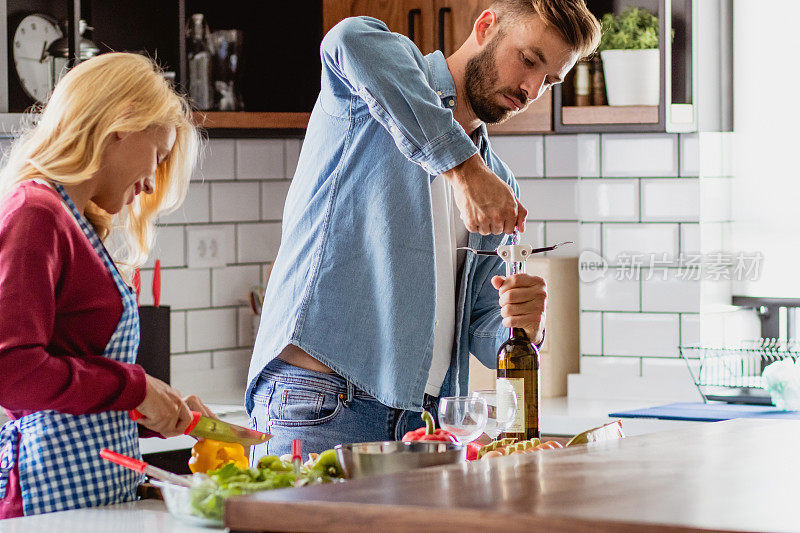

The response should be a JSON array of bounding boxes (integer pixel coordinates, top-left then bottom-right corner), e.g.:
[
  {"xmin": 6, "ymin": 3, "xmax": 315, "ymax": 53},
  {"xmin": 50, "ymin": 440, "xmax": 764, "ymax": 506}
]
[{"xmin": 598, "ymin": 6, "xmax": 659, "ymax": 51}]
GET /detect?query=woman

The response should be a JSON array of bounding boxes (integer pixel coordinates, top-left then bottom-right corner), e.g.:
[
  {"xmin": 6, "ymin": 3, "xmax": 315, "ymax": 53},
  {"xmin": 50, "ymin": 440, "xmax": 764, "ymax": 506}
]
[{"xmin": 0, "ymin": 53, "xmax": 206, "ymax": 518}]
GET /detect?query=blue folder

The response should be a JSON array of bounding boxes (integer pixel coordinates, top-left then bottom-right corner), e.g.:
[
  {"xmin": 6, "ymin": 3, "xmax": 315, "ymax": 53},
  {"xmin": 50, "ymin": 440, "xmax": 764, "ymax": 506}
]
[{"xmin": 608, "ymin": 402, "xmax": 800, "ymax": 422}]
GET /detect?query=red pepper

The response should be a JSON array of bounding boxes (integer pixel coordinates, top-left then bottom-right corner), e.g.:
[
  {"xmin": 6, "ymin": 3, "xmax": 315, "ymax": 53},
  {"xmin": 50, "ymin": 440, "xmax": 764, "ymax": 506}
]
[
  {"xmin": 465, "ymin": 441, "xmax": 483, "ymax": 461},
  {"xmin": 401, "ymin": 411, "xmax": 458, "ymax": 443}
]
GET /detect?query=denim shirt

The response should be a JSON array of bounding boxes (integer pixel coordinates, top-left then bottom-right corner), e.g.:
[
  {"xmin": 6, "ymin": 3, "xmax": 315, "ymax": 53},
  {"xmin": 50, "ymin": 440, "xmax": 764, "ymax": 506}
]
[{"xmin": 246, "ymin": 16, "xmax": 519, "ymax": 412}]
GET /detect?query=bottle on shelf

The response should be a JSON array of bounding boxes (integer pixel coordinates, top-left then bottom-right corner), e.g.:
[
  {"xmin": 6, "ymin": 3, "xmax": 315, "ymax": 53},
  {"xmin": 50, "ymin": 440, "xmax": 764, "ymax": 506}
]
[
  {"xmin": 496, "ymin": 233, "xmax": 540, "ymax": 441},
  {"xmin": 591, "ymin": 54, "xmax": 607, "ymax": 106},
  {"xmin": 574, "ymin": 60, "xmax": 591, "ymax": 106},
  {"xmin": 187, "ymin": 13, "xmax": 213, "ymax": 111}
]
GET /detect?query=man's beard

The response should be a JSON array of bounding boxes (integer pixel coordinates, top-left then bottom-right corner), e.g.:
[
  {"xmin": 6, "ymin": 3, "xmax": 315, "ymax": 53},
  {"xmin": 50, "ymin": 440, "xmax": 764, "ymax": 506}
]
[{"xmin": 464, "ymin": 30, "xmax": 527, "ymax": 124}]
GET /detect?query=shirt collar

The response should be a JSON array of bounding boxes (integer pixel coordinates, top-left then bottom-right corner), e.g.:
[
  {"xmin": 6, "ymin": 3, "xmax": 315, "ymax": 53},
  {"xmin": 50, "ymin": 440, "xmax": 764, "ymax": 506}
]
[
  {"xmin": 425, "ymin": 50, "xmax": 490, "ymax": 150},
  {"xmin": 425, "ymin": 50, "xmax": 457, "ymax": 101}
]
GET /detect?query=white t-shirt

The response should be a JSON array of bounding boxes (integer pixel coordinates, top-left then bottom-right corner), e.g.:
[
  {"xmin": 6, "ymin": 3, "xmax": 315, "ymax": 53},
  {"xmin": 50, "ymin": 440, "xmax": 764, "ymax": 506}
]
[{"xmin": 426, "ymin": 175, "xmax": 469, "ymax": 396}]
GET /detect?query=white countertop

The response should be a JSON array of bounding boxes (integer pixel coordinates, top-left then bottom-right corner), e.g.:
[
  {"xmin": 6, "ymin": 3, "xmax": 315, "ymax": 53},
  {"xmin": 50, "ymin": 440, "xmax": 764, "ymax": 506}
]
[
  {"xmin": 540, "ymin": 396, "xmax": 702, "ymax": 437},
  {"xmin": 0, "ymin": 500, "xmax": 214, "ymax": 533}
]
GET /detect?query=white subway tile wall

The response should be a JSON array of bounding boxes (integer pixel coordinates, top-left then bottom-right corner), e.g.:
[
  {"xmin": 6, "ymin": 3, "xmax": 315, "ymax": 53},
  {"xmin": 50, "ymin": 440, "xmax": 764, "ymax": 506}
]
[
  {"xmin": 641, "ymin": 270, "xmax": 701, "ymax": 313},
  {"xmin": 579, "ymin": 179, "xmax": 639, "ymax": 222},
  {"xmin": 603, "ymin": 312, "xmax": 680, "ymax": 357},
  {"xmin": 236, "ymin": 139, "xmax": 285, "ymax": 180},
  {"xmin": 517, "ymin": 179, "xmax": 578, "ymax": 221},
  {"xmin": 580, "ymin": 312, "xmax": 602, "ymax": 355},
  {"xmin": 237, "ymin": 223, "xmax": 283, "ymax": 263},
  {"xmin": 679, "ymin": 133, "xmax": 699, "ymax": 177},
  {"xmin": 211, "ymin": 182, "xmax": 261, "ymax": 222},
  {"xmin": 601, "ymin": 134, "xmax": 679, "ymax": 177},
  {"xmin": 544, "ymin": 222, "xmax": 579, "ymax": 257},
  {"xmin": 139, "ymin": 138, "xmax": 299, "ymax": 397},
  {"xmin": 129, "ymin": 132, "xmax": 724, "ymax": 400},
  {"xmin": 640, "ymin": 178, "xmax": 700, "ymax": 222},
  {"xmin": 543, "ymin": 134, "xmax": 600, "ymax": 177},
  {"xmin": 602, "ymin": 223, "xmax": 679, "ymax": 265},
  {"xmin": 144, "ymin": 225, "xmax": 185, "ymax": 268},
  {"xmin": 580, "ymin": 270, "xmax": 640, "ymax": 311},
  {"xmin": 194, "ymin": 139, "xmax": 235, "ymax": 181},
  {"xmin": 159, "ymin": 182, "xmax": 210, "ymax": 224},
  {"xmin": 570, "ymin": 132, "xmax": 730, "ymax": 401},
  {"xmin": 490, "ymin": 136, "xmax": 544, "ymax": 177}
]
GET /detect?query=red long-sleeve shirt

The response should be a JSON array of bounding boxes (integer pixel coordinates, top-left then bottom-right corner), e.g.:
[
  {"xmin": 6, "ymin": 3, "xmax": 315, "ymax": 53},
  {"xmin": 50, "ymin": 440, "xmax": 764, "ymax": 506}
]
[
  {"xmin": 0, "ymin": 181, "xmax": 147, "ymax": 417},
  {"xmin": 0, "ymin": 182, "xmax": 150, "ymax": 518}
]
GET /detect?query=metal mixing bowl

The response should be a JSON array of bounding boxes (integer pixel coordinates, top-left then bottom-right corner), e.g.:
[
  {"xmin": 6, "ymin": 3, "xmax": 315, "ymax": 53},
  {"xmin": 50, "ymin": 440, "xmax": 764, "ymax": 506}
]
[{"xmin": 334, "ymin": 441, "xmax": 465, "ymax": 479}]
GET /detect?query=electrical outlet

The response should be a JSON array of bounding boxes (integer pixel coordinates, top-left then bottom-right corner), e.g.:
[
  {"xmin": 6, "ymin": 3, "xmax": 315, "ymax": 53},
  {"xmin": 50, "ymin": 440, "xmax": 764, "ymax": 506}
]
[{"xmin": 187, "ymin": 228, "xmax": 227, "ymax": 268}]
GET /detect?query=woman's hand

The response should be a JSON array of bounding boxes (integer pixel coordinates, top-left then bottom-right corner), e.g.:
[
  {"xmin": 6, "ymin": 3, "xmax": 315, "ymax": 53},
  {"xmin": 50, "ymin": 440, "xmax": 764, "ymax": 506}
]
[
  {"xmin": 134, "ymin": 375, "xmax": 193, "ymax": 437},
  {"xmin": 184, "ymin": 394, "xmax": 218, "ymax": 420}
]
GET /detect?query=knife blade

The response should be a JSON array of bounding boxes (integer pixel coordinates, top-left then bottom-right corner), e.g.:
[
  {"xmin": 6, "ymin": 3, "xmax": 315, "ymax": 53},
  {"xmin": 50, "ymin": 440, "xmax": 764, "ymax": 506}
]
[{"xmin": 129, "ymin": 409, "xmax": 271, "ymax": 447}]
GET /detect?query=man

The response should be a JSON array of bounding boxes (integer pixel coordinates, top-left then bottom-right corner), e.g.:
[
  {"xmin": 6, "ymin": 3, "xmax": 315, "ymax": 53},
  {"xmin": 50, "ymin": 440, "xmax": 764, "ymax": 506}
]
[{"xmin": 247, "ymin": 0, "xmax": 600, "ymax": 457}]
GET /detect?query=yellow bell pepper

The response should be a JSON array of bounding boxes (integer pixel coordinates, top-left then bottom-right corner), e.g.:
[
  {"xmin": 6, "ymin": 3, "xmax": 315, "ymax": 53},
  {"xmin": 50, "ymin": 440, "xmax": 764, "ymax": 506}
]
[{"xmin": 188, "ymin": 438, "xmax": 249, "ymax": 474}]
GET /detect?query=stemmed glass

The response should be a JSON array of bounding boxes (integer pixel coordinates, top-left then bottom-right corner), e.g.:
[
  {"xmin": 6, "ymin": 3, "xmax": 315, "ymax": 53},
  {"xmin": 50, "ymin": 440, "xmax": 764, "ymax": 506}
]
[
  {"xmin": 437, "ymin": 396, "xmax": 488, "ymax": 444},
  {"xmin": 471, "ymin": 382, "xmax": 518, "ymax": 439}
]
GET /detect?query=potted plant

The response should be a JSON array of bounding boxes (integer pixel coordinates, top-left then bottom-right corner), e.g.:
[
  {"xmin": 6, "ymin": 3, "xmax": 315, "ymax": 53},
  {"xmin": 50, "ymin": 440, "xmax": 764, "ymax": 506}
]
[{"xmin": 598, "ymin": 7, "xmax": 660, "ymax": 106}]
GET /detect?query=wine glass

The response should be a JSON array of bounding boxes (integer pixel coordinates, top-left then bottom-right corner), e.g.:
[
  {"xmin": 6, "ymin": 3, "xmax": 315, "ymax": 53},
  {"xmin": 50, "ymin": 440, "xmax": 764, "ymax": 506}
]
[
  {"xmin": 437, "ymin": 396, "xmax": 488, "ymax": 444},
  {"xmin": 471, "ymin": 383, "xmax": 518, "ymax": 439}
]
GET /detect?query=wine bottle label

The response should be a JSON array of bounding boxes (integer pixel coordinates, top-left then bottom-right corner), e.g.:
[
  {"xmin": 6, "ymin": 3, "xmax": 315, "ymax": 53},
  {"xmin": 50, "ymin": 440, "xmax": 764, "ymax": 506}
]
[{"xmin": 497, "ymin": 377, "xmax": 525, "ymax": 434}]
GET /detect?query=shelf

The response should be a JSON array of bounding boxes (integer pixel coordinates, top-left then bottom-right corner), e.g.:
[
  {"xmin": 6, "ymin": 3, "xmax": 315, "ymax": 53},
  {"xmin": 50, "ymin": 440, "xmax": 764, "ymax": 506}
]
[
  {"xmin": 191, "ymin": 112, "xmax": 311, "ymax": 130},
  {"xmin": 561, "ymin": 105, "xmax": 659, "ymax": 125},
  {"xmin": 487, "ymin": 91, "xmax": 552, "ymax": 134}
]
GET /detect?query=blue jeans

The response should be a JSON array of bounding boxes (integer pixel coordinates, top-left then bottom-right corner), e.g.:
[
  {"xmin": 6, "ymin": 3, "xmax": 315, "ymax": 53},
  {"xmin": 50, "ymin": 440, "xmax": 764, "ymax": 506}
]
[{"xmin": 249, "ymin": 359, "xmax": 439, "ymax": 462}]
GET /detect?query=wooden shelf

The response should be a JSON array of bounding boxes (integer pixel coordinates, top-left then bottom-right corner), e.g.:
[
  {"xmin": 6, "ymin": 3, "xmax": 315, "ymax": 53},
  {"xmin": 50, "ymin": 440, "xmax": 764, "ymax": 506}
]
[
  {"xmin": 191, "ymin": 112, "xmax": 311, "ymax": 130},
  {"xmin": 561, "ymin": 105, "xmax": 659, "ymax": 126},
  {"xmin": 487, "ymin": 91, "xmax": 552, "ymax": 134}
]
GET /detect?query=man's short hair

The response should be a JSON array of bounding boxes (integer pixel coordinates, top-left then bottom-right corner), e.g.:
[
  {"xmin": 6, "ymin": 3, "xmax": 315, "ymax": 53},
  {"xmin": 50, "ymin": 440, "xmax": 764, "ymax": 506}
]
[{"xmin": 491, "ymin": 0, "xmax": 601, "ymax": 59}]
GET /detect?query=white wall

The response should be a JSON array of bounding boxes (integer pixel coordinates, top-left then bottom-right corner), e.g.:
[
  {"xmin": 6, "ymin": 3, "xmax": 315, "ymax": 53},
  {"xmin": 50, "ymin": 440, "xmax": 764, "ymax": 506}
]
[{"xmin": 731, "ymin": 1, "xmax": 800, "ymax": 298}]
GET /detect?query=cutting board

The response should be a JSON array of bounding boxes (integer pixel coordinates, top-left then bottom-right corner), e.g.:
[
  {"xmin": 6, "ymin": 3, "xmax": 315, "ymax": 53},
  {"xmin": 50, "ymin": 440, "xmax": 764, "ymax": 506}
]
[{"xmin": 609, "ymin": 402, "xmax": 800, "ymax": 422}]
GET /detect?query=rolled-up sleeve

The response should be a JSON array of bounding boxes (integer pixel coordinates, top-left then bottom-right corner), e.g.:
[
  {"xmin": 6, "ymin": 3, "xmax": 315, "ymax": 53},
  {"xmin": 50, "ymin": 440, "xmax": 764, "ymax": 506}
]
[{"xmin": 321, "ymin": 16, "xmax": 478, "ymax": 175}]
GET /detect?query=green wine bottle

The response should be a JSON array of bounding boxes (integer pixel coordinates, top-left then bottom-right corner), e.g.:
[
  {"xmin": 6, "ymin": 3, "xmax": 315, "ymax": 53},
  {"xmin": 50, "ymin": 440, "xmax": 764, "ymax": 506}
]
[
  {"xmin": 496, "ymin": 232, "xmax": 540, "ymax": 441},
  {"xmin": 497, "ymin": 326, "xmax": 540, "ymax": 441}
]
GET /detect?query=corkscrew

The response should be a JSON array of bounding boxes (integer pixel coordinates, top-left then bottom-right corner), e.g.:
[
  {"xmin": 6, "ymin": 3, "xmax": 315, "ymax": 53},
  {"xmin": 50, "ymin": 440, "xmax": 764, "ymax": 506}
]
[{"xmin": 458, "ymin": 234, "xmax": 574, "ymax": 273}]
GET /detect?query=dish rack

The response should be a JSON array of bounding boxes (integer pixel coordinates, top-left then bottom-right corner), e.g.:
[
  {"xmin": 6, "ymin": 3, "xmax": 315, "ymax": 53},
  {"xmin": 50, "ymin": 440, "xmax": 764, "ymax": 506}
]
[{"xmin": 680, "ymin": 339, "xmax": 800, "ymax": 405}]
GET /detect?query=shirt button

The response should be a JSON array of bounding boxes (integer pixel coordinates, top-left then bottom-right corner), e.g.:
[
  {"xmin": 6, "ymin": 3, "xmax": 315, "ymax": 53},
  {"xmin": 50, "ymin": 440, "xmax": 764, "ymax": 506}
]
[
  {"xmin": 436, "ymin": 91, "xmax": 442, "ymax": 96},
  {"xmin": 448, "ymin": 99, "xmax": 455, "ymax": 107}
]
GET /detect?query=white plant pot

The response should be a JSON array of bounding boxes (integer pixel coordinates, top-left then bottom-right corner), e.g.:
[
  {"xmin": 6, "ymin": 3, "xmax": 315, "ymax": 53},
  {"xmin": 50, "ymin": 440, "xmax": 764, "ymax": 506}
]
[{"xmin": 600, "ymin": 49, "xmax": 660, "ymax": 106}]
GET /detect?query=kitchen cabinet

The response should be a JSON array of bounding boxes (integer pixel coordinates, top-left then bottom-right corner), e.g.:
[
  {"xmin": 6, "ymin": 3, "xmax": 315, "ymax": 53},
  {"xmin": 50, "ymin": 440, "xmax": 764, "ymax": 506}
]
[
  {"xmin": 323, "ymin": 0, "xmax": 437, "ymax": 55},
  {"xmin": 322, "ymin": 0, "xmax": 551, "ymax": 133},
  {"xmin": 554, "ymin": 0, "xmax": 732, "ymax": 133}
]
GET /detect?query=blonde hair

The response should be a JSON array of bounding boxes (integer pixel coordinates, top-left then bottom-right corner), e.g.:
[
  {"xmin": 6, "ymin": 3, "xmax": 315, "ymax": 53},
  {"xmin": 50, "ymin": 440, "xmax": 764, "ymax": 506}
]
[
  {"xmin": 491, "ymin": 0, "xmax": 601, "ymax": 59},
  {"xmin": 0, "ymin": 52, "xmax": 201, "ymax": 278}
]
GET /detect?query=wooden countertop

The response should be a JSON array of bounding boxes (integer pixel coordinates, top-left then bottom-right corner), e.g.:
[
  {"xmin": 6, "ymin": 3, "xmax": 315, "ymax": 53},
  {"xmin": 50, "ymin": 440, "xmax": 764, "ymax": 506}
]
[{"xmin": 226, "ymin": 418, "xmax": 800, "ymax": 532}]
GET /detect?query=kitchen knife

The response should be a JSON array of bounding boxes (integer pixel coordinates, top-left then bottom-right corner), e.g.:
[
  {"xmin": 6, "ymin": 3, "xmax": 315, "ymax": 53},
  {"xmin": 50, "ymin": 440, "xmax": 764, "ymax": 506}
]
[{"xmin": 129, "ymin": 409, "xmax": 271, "ymax": 447}]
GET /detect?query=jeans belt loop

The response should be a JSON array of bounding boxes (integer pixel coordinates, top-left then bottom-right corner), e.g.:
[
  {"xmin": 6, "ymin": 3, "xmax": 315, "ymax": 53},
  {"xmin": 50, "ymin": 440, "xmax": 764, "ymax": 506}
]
[{"xmin": 345, "ymin": 380, "xmax": 355, "ymax": 406}]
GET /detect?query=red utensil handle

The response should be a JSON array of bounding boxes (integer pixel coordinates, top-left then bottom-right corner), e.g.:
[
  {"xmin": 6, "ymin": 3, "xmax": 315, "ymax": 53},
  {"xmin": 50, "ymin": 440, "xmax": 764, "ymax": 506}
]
[
  {"xmin": 133, "ymin": 269, "xmax": 141, "ymax": 305},
  {"xmin": 100, "ymin": 448, "xmax": 147, "ymax": 473},
  {"xmin": 153, "ymin": 259, "xmax": 161, "ymax": 308},
  {"xmin": 291, "ymin": 439, "xmax": 302, "ymax": 460},
  {"xmin": 128, "ymin": 409, "xmax": 143, "ymax": 421}
]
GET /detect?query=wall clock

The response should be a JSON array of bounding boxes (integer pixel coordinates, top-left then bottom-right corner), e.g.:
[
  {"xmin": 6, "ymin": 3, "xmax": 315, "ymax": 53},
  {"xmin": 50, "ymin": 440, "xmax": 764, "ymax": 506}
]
[{"xmin": 12, "ymin": 13, "xmax": 63, "ymax": 104}]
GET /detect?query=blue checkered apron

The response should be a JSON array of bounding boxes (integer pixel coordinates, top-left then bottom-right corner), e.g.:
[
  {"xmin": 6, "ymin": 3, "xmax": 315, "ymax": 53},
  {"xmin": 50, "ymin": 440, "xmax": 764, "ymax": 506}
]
[{"xmin": 0, "ymin": 183, "xmax": 143, "ymax": 515}]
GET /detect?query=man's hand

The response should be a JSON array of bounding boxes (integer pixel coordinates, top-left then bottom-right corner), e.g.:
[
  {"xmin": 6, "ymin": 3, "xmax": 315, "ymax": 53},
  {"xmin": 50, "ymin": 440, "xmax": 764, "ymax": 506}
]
[
  {"xmin": 443, "ymin": 154, "xmax": 527, "ymax": 235},
  {"xmin": 491, "ymin": 274, "xmax": 546, "ymax": 344}
]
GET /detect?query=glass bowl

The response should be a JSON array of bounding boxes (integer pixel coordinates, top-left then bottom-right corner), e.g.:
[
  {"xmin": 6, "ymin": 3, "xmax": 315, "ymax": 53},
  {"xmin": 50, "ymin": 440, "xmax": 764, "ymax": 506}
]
[{"xmin": 151, "ymin": 478, "xmax": 224, "ymax": 528}]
